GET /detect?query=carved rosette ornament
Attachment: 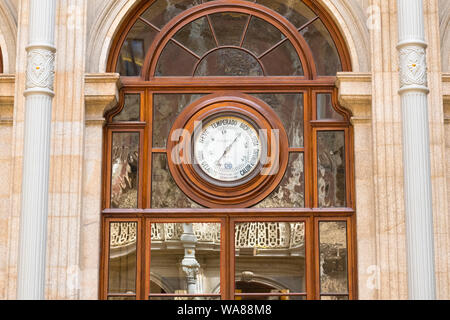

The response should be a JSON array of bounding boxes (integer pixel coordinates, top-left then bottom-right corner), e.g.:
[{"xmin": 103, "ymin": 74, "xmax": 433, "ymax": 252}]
[
  {"xmin": 25, "ymin": 48, "xmax": 55, "ymax": 94},
  {"xmin": 398, "ymin": 45, "xmax": 428, "ymax": 89}
]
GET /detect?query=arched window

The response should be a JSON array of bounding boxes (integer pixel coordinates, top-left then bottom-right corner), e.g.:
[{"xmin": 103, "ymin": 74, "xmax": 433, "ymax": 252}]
[{"xmin": 102, "ymin": 0, "xmax": 355, "ymax": 300}]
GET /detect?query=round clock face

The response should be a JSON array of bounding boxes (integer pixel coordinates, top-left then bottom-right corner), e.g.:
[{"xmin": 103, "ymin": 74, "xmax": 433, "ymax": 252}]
[{"xmin": 194, "ymin": 115, "xmax": 262, "ymax": 183}]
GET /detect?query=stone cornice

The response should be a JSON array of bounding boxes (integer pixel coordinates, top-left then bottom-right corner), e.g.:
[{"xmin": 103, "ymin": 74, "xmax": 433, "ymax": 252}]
[
  {"xmin": 335, "ymin": 72, "xmax": 372, "ymax": 124},
  {"xmin": 0, "ymin": 74, "xmax": 15, "ymax": 124},
  {"xmin": 84, "ymin": 73, "xmax": 120, "ymax": 124},
  {"xmin": 443, "ymin": 73, "xmax": 450, "ymax": 123}
]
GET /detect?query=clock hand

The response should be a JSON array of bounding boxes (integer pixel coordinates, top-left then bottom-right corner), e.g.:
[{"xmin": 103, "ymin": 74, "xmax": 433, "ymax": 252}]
[{"xmin": 216, "ymin": 133, "xmax": 242, "ymax": 165}]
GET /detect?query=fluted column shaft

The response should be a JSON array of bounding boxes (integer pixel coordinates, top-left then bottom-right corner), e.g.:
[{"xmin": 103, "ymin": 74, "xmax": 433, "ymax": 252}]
[
  {"xmin": 17, "ymin": 0, "xmax": 56, "ymax": 300},
  {"xmin": 397, "ymin": 0, "xmax": 436, "ymax": 300}
]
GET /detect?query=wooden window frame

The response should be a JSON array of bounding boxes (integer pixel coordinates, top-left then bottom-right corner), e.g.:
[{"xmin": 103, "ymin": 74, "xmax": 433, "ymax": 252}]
[{"xmin": 101, "ymin": 0, "xmax": 356, "ymax": 301}]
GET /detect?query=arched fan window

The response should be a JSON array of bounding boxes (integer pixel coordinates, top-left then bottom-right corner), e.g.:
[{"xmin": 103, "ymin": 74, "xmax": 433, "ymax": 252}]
[{"xmin": 111, "ymin": 0, "xmax": 347, "ymax": 78}]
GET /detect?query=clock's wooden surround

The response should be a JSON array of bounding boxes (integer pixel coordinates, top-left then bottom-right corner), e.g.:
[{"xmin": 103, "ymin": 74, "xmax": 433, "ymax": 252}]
[{"xmin": 167, "ymin": 92, "xmax": 289, "ymax": 207}]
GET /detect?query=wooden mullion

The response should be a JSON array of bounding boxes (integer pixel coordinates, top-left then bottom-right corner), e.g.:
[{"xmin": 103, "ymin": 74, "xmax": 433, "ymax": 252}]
[
  {"xmin": 304, "ymin": 89, "xmax": 313, "ymax": 209},
  {"xmin": 170, "ymin": 38, "xmax": 202, "ymax": 60},
  {"xmin": 138, "ymin": 16, "xmax": 161, "ymax": 32},
  {"xmin": 258, "ymin": 37, "xmax": 288, "ymax": 59},
  {"xmin": 146, "ymin": 91, "xmax": 153, "ymax": 209},
  {"xmin": 102, "ymin": 207, "xmax": 355, "ymax": 217},
  {"xmin": 206, "ymin": 14, "xmax": 219, "ymax": 47},
  {"xmin": 297, "ymin": 16, "xmax": 320, "ymax": 32},
  {"xmin": 121, "ymin": 77, "xmax": 334, "ymax": 88},
  {"xmin": 239, "ymin": 15, "xmax": 252, "ymax": 47}
]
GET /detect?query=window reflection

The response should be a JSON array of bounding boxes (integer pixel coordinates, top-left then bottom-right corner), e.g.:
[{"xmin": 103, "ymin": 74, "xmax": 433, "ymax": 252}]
[
  {"xmin": 108, "ymin": 222, "xmax": 137, "ymax": 295},
  {"xmin": 116, "ymin": 20, "xmax": 157, "ymax": 76},
  {"xmin": 234, "ymin": 222, "xmax": 306, "ymax": 300},
  {"xmin": 317, "ymin": 131, "xmax": 346, "ymax": 207},
  {"xmin": 319, "ymin": 221, "xmax": 348, "ymax": 295},
  {"xmin": 316, "ymin": 94, "xmax": 344, "ymax": 121},
  {"xmin": 150, "ymin": 223, "xmax": 221, "ymax": 299},
  {"xmin": 111, "ymin": 133, "xmax": 139, "ymax": 208},
  {"xmin": 113, "ymin": 94, "xmax": 141, "ymax": 122}
]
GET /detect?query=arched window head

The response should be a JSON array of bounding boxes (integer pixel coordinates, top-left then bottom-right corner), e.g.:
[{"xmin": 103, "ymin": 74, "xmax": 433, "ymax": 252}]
[{"xmin": 110, "ymin": 0, "xmax": 350, "ymax": 79}]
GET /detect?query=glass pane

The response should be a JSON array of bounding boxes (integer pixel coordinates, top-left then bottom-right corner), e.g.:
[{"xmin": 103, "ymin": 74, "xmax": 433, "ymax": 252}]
[
  {"xmin": 153, "ymin": 93, "xmax": 206, "ymax": 148},
  {"xmin": 317, "ymin": 93, "xmax": 344, "ymax": 121},
  {"xmin": 255, "ymin": 153, "xmax": 304, "ymax": 208},
  {"xmin": 209, "ymin": 12, "xmax": 249, "ymax": 46},
  {"xmin": 256, "ymin": 0, "xmax": 317, "ymax": 29},
  {"xmin": 319, "ymin": 221, "xmax": 348, "ymax": 294},
  {"xmin": 116, "ymin": 19, "xmax": 157, "ymax": 76},
  {"xmin": 151, "ymin": 153, "xmax": 203, "ymax": 208},
  {"xmin": 251, "ymin": 93, "xmax": 303, "ymax": 147},
  {"xmin": 113, "ymin": 94, "xmax": 141, "ymax": 122},
  {"xmin": 195, "ymin": 48, "xmax": 263, "ymax": 76},
  {"xmin": 260, "ymin": 41, "xmax": 303, "ymax": 76},
  {"xmin": 111, "ymin": 132, "xmax": 139, "ymax": 208},
  {"xmin": 173, "ymin": 16, "xmax": 216, "ymax": 57},
  {"xmin": 150, "ymin": 223, "xmax": 221, "ymax": 295},
  {"xmin": 242, "ymin": 17, "xmax": 285, "ymax": 57},
  {"xmin": 317, "ymin": 131, "xmax": 346, "ymax": 207},
  {"xmin": 301, "ymin": 19, "xmax": 342, "ymax": 75},
  {"xmin": 235, "ymin": 222, "xmax": 306, "ymax": 295},
  {"xmin": 155, "ymin": 40, "xmax": 199, "ymax": 76},
  {"xmin": 108, "ymin": 222, "xmax": 137, "ymax": 294},
  {"xmin": 141, "ymin": 0, "xmax": 203, "ymax": 30}
]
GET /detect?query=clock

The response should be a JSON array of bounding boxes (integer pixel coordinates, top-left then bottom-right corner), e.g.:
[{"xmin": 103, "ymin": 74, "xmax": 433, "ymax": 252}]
[
  {"xmin": 193, "ymin": 114, "xmax": 262, "ymax": 184},
  {"xmin": 167, "ymin": 92, "xmax": 289, "ymax": 208}
]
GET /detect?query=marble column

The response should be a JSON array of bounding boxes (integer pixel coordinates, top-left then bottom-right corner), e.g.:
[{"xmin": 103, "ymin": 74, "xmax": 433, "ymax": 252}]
[
  {"xmin": 397, "ymin": 0, "xmax": 436, "ymax": 300},
  {"xmin": 16, "ymin": 0, "xmax": 56, "ymax": 300}
]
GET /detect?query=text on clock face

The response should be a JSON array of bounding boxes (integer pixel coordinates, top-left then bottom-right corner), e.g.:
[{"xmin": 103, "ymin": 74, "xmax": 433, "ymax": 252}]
[{"xmin": 194, "ymin": 116, "xmax": 262, "ymax": 182}]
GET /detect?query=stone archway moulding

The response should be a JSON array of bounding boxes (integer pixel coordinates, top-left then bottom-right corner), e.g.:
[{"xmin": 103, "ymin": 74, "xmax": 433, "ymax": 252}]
[{"xmin": 86, "ymin": 0, "xmax": 371, "ymax": 74}]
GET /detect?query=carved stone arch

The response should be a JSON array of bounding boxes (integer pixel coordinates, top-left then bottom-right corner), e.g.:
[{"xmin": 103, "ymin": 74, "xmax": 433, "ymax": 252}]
[
  {"xmin": 86, "ymin": 0, "xmax": 141, "ymax": 73},
  {"xmin": 0, "ymin": 0, "xmax": 17, "ymax": 73},
  {"xmin": 316, "ymin": 0, "xmax": 371, "ymax": 72},
  {"xmin": 86, "ymin": 0, "xmax": 371, "ymax": 74},
  {"xmin": 150, "ymin": 272, "xmax": 174, "ymax": 293}
]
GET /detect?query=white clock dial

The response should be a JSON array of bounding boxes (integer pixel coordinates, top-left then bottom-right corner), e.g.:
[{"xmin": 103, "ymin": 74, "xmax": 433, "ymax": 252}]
[{"xmin": 194, "ymin": 115, "xmax": 262, "ymax": 182}]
